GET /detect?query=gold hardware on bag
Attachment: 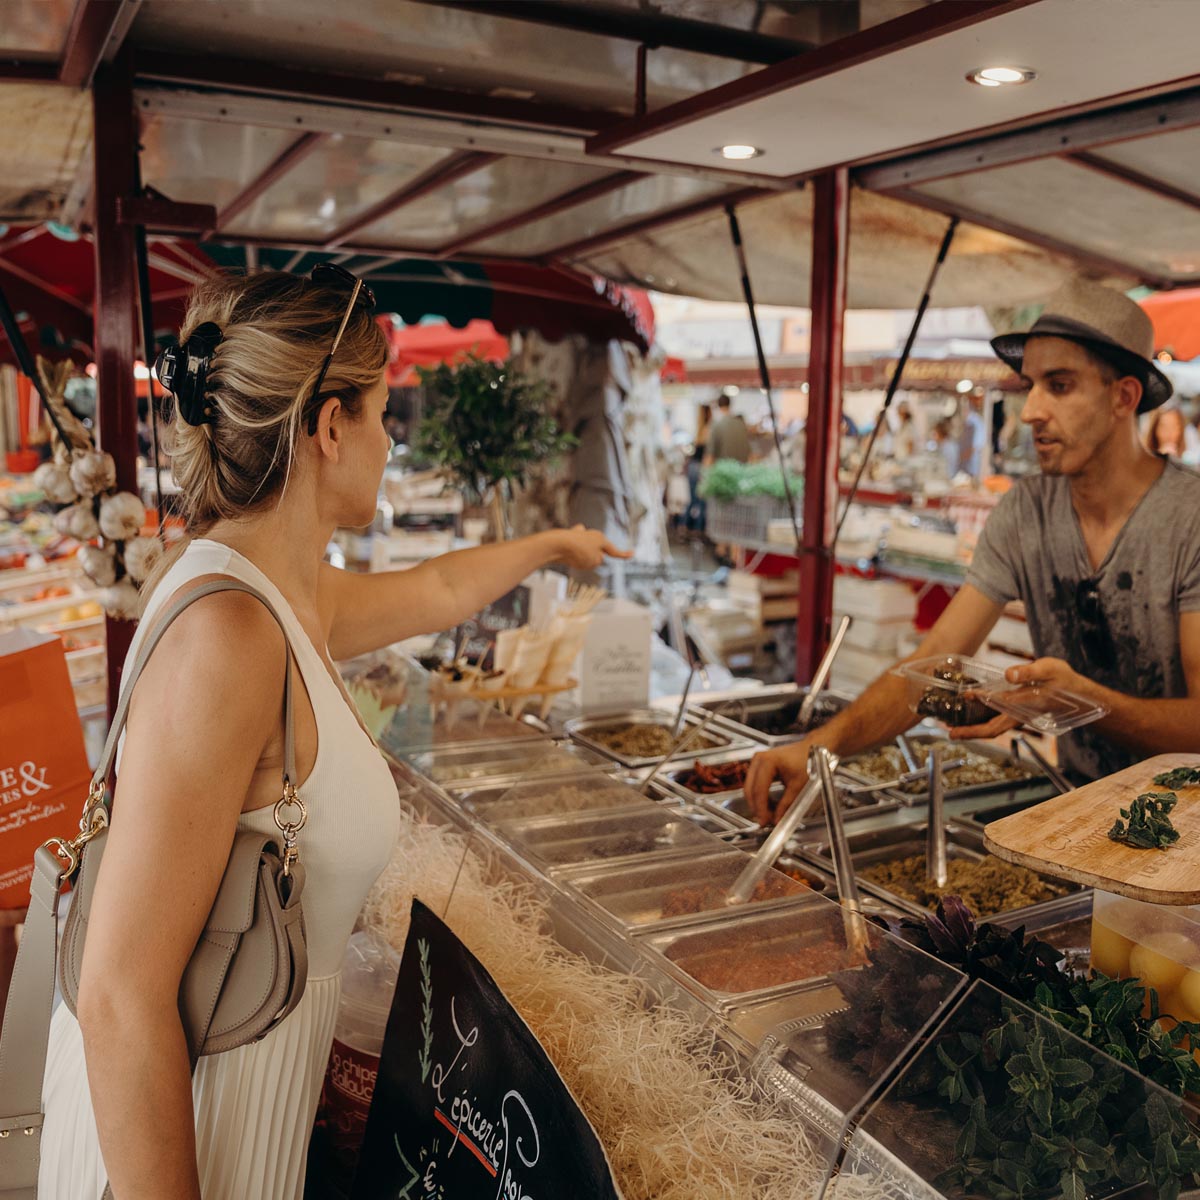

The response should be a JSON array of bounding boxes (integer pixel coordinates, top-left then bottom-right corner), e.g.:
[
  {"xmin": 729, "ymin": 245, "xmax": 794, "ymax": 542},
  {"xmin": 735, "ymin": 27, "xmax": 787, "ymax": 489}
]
[{"xmin": 273, "ymin": 779, "xmax": 306, "ymax": 877}]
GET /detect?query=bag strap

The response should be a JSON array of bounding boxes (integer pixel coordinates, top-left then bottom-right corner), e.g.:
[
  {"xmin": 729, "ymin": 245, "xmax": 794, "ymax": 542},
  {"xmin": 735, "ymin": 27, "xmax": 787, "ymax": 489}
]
[
  {"xmin": 0, "ymin": 578, "xmax": 301, "ymax": 1199},
  {"xmin": 94, "ymin": 577, "xmax": 298, "ymax": 794}
]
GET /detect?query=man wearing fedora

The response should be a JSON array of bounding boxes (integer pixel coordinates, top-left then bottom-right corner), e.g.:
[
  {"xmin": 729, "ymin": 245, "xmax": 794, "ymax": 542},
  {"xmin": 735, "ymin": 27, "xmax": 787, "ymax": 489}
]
[{"xmin": 747, "ymin": 277, "xmax": 1200, "ymax": 821}]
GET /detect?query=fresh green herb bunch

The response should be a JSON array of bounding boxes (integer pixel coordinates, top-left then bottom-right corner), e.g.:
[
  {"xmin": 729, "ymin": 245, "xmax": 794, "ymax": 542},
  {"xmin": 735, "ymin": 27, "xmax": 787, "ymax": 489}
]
[
  {"xmin": 935, "ymin": 999, "xmax": 1200, "ymax": 1200},
  {"xmin": 899, "ymin": 898, "xmax": 1200, "ymax": 1199},
  {"xmin": 1154, "ymin": 766, "xmax": 1200, "ymax": 790},
  {"xmin": 697, "ymin": 459, "xmax": 803, "ymax": 503},
  {"xmin": 414, "ymin": 355, "xmax": 577, "ymax": 504},
  {"xmin": 1108, "ymin": 791, "xmax": 1180, "ymax": 850}
]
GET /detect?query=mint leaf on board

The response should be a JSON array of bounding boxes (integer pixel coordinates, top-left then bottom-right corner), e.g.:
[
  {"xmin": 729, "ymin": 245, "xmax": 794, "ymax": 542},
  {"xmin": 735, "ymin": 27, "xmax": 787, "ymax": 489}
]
[{"xmin": 1108, "ymin": 791, "xmax": 1181, "ymax": 850}]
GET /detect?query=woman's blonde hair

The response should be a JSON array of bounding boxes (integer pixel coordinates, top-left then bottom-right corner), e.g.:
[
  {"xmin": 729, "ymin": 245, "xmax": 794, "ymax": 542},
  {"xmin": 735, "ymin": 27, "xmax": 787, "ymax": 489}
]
[
  {"xmin": 141, "ymin": 270, "xmax": 387, "ymax": 606},
  {"xmin": 170, "ymin": 270, "xmax": 387, "ymax": 531}
]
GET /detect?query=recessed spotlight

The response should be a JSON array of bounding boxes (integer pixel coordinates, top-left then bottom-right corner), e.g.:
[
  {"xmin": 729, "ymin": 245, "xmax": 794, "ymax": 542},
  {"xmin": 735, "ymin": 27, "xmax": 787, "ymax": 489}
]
[
  {"xmin": 716, "ymin": 144, "xmax": 763, "ymax": 161},
  {"xmin": 1157, "ymin": 350, "xmax": 1174, "ymax": 364},
  {"xmin": 956, "ymin": 379, "xmax": 974, "ymax": 394},
  {"xmin": 967, "ymin": 65, "xmax": 1037, "ymax": 88}
]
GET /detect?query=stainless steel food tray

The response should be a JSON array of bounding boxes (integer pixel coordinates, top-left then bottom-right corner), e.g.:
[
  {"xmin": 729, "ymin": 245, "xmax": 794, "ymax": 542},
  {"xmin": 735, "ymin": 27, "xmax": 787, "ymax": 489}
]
[
  {"xmin": 494, "ymin": 805, "xmax": 721, "ymax": 876},
  {"xmin": 457, "ymin": 772, "xmax": 655, "ymax": 824},
  {"xmin": 704, "ymin": 783, "xmax": 905, "ymax": 837},
  {"xmin": 407, "ymin": 738, "xmax": 612, "ymax": 790},
  {"xmin": 840, "ymin": 734, "xmax": 1053, "ymax": 806},
  {"xmin": 796, "ymin": 818, "xmax": 1079, "ymax": 921},
  {"xmin": 634, "ymin": 899, "xmax": 884, "ymax": 1013},
  {"xmin": 564, "ymin": 709, "xmax": 755, "ymax": 769},
  {"xmin": 692, "ymin": 685, "xmax": 854, "ymax": 747},
  {"xmin": 559, "ymin": 847, "xmax": 836, "ymax": 936}
]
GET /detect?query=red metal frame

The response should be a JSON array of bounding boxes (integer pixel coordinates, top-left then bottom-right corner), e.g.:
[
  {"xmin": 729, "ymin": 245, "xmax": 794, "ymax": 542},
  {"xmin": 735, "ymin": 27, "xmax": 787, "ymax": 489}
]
[
  {"xmin": 0, "ymin": 262, "xmax": 93, "ymax": 353},
  {"xmin": 1068, "ymin": 150, "xmax": 1200, "ymax": 213},
  {"xmin": 587, "ymin": 0, "xmax": 1036, "ymax": 156},
  {"xmin": 326, "ymin": 152, "xmax": 500, "ymax": 249},
  {"xmin": 886, "ymin": 184, "xmax": 1174, "ymax": 289},
  {"xmin": 434, "ymin": 169, "xmax": 644, "ymax": 258},
  {"xmin": 134, "ymin": 50, "xmax": 621, "ymax": 135},
  {"xmin": 59, "ymin": 0, "xmax": 136, "ymax": 88},
  {"xmin": 215, "ymin": 132, "xmax": 328, "ymax": 232},
  {"xmin": 409, "ymin": 0, "xmax": 811, "ymax": 64},
  {"xmin": 92, "ymin": 51, "xmax": 141, "ymax": 713},
  {"xmin": 797, "ymin": 169, "xmax": 849, "ymax": 684},
  {"xmin": 542, "ymin": 184, "xmax": 770, "ymax": 261},
  {"xmin": 856, "ymin": 81, "xmax": 1200, "ymax": 191}
]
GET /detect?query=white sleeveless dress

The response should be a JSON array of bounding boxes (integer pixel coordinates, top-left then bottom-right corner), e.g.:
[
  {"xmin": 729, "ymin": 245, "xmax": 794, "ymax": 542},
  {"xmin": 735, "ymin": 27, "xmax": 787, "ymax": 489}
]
[{"xmin": 38, "ymin": 540, "xmax": 402, "ymax": 1199}]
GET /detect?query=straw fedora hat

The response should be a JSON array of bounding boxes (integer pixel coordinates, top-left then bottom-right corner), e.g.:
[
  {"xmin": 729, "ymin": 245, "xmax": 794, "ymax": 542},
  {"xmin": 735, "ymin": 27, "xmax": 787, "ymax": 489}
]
[{"xmin": 991, "ymin": 277, "xmax": 1172, "ymax": 412}]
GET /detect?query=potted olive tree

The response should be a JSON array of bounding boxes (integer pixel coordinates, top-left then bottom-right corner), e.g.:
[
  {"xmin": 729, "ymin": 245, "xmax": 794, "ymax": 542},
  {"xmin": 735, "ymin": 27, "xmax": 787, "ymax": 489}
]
[{"xmin": 415, "ymin": 354, "xmax": 576, "ymax": 540}]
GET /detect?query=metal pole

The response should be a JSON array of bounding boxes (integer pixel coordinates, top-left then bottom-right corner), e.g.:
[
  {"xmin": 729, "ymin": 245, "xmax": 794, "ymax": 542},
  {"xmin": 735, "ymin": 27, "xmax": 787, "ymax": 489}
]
[
  {"xmin": 92, "ymin": 50, "xmax": 141, "ymax": 716},
  {"xmin": 0, "ymin": 284, "xmax": 73, "ymax": 447},
  {"xmin": 725, "ymin": 204, "xmax": 803, "ymax": 550},
  {"xmin": 133, "ymin": 224, "xmax": 166, "ymax": 535},
  {"xmin": 834, "ymin": 216, "xmax": 958, "ymax": 544},
  {"xmin": 797, "ymin": 169, "xmax": 849, "ymax": 683}
]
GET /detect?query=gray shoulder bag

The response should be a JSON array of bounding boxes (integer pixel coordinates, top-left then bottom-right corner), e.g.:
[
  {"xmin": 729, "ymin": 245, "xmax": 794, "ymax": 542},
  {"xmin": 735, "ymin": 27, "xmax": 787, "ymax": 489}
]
[{"xmin": 0, "ymin": 579, "xmax": 310, "ymax": 1199}]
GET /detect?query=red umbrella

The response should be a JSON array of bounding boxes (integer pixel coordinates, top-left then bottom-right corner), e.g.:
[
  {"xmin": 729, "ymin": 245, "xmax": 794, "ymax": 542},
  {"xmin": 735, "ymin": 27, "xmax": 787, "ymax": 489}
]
[{"xmin": 1139, "ymin": 288, "xmax": 1200, "ymax": 362}]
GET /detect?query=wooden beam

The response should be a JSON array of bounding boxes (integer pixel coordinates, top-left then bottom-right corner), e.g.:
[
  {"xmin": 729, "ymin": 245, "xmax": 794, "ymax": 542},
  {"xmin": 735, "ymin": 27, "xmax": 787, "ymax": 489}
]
[
  {"xmin": 215, "ymin": 132, "xmax": 327, "ymax": 231},
  {"xmin": 1069, "ymin": 150, "xmax": 1200, "ymax": 213},
  {"xmin": 325, "ymin": 152, "xmax": 499, "ymax": 249},
  {"xmin": 60, "ymin": 0, "xmax": 139, "ymax": 88},
  {"xmin": 435, "ymin": 169, "xmax": 644, "ymax": 258}
]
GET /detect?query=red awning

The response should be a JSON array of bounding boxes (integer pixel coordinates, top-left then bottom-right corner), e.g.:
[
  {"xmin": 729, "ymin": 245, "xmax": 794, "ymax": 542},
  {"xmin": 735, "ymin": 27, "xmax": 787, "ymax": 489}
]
[
  {"xmin": 386, "ymin": 319, "xmax": 508, "ymax": 387},
  {"xmin": 1140, "ymin": 288, "xmax": 1200, "ymax": 362}
]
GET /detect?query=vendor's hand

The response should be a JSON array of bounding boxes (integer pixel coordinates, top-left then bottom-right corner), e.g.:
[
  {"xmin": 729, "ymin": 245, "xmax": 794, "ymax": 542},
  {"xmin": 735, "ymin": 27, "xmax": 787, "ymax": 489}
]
[
  {"xmin": 551, "ymin": 525, "xmax": 633, "ymax": 571},
  {"xmin": 744, "ymin": 741, "xmax": 815, "ymax": 826},
  {"xmin": 947, "ymin": 657, "xmax": 1085, "ymax": 740}
]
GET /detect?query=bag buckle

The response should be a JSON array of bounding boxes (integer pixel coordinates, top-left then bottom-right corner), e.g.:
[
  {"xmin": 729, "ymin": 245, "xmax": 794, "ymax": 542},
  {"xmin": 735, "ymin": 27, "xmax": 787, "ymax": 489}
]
[{"xmin": 273, "ymin": 779, "xmax": 306, "ymax": 877}]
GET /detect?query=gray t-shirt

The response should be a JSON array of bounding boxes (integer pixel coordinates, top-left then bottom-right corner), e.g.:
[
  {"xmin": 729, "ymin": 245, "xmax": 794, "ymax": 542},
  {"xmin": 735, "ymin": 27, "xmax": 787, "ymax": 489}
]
[
  {"xmin": 966, "ymin": 462, "xmax": 1200, "ymax": 781},
  {"xmin": 707, "ymin": 414, "xmax": 751, "ymax": 464}
]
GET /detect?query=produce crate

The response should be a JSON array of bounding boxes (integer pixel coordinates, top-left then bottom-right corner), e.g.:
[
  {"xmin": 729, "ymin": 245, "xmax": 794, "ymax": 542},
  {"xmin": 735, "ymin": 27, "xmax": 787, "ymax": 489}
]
[{"xmin": 705, "ymin": 496, "xmax": 799, "ymax": 545}]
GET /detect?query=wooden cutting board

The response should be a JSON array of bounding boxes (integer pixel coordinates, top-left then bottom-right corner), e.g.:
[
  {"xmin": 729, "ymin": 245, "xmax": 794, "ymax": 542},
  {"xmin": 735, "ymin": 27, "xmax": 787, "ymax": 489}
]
[{"xmin": 984, "ymin": 753, "xmax": 1200, "ymax": 904}]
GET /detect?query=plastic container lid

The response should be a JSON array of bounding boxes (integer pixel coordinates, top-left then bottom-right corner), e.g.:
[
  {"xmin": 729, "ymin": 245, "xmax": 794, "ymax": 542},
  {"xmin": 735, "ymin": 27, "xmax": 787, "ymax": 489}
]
[
  {"xmin": 893, "ymin": 654, "xmax": 1008, "ymax": 692},
  {"xmin": 976, "ymin": 683, "xmax": 1109, "ymax": 735}
]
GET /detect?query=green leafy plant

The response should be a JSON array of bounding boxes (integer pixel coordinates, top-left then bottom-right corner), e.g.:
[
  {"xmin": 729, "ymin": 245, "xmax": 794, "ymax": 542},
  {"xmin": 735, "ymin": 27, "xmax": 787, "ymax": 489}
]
[
  {"xmin": 897, "ymin": 898, "xmax": 1200, "ymax": 1199},
  {"xmin": 1153, "ymin": 766, "xmax": 1200, "ymax": 790},
  {"xmin": 698, "ymin": 459, "xmax": 803, "ymax": 503},
  {"xmin": 1108, "ymin": 791, "xmax": 1180, "ymax": 849},
  {"xmin": 415, "ymin": 355, "xmax": 577, "ymax": 525}
]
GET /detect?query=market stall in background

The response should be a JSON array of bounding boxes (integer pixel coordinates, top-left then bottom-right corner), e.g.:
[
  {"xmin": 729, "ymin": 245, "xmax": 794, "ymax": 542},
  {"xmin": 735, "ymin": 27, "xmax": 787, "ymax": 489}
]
[{"xmin": 4, "ymin": 1, "xmax": 1200, "ymax": 1197}]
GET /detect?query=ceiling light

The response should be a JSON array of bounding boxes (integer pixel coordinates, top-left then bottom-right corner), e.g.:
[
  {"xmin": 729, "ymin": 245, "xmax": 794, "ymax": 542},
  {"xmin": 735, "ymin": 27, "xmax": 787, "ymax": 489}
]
[
  {"xmin": 956, "ymin": 378, "xmax": 974, "ymax": 393},
  {"xmin": 716, "ymin": 144, "xmax": 763, "ymax": 161},
  {"xmin": 1157, "ymin": 350, "xmax": 1174, "ymax": 364},
  {"xmin": 967, "ymin": 65, "xmax": 1037, "ymax": 88}
]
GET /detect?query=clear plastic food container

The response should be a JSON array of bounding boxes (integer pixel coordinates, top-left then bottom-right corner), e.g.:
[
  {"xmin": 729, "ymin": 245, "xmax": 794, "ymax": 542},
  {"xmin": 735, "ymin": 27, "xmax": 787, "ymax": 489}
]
[
  {"xmin": 977, "ymin": 682, "xmax": 1109, "ymax": 735},
  {"xmin": 893, "ymin": 654, "xmax": 1007, "ymax": 727}
]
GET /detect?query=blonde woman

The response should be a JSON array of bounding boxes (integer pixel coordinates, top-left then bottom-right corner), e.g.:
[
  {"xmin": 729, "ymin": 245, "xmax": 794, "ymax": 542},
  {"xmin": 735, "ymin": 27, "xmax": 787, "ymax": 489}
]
[{"xmin": 38, "ymin": 268, "xmax": 627, "ymax": 1200}]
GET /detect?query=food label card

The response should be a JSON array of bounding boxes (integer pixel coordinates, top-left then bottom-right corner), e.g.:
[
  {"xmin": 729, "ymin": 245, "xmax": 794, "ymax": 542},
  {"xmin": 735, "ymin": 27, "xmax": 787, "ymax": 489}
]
[{"xmin": 352, "ymin": 899, "xmax": 622, "ymax": 1200}]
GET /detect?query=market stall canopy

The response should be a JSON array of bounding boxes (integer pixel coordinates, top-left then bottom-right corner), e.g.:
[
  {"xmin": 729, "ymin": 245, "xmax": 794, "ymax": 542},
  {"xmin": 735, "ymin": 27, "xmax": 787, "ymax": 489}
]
[
  {"xmin": 1, "ymin": 0, "xmax": 1199, "ymax": 309},
  {"xmin": 0, "ymin": 226, "xmax": 652, "ymax": 365}
]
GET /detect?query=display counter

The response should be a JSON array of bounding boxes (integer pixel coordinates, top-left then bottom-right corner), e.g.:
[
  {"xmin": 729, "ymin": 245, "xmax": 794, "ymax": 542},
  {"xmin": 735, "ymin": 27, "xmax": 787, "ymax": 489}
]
[{"xmin": 347, "ymin": 651, "xmax": 1200, "ymax": 1198}]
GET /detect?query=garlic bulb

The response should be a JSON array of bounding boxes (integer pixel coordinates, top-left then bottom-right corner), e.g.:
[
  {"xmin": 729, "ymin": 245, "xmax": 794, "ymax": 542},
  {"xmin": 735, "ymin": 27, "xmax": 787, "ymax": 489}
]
[
  {"xmin": 69, "ymin": 450, "xmax": 117, "ymax": 498},
  {"xmin": 98, "ymin": 492, "xmax": 146, "ymax": 541},
  {"xmin": 33, "ymin": 462, "xmax": 78, "ymax": 505},
  {"xmin": 78, "ymin": 544, "xmax": 117, "ymax": 588},
  {"xmin": 99, "ymin": 579, "xmax": 140, "ymax": 621},
  {"xmin": 54, "ymin": 503, "xmax": 100, "ymax": 540},
  {"xmin": 122, "ymin": 536, "xmax": 162, "ymax": 583}
]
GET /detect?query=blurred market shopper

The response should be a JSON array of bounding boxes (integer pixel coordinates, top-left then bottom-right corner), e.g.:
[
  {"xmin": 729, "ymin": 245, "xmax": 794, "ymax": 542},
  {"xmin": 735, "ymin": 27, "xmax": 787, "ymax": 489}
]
[
  {"xmin": 703, "ymin": 393, "xmax": 751, "ymax": 466},
  {"xmin": 747, "ymin": 278, "xmax": 1200, "ymax": 822},
  {"xmin": 36, "ymin": 268, "xmax": 628, "ymax": 1200}
]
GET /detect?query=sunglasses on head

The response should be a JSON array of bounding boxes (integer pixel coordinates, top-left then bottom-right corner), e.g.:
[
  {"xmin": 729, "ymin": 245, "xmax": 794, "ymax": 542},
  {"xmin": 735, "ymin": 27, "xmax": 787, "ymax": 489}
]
[{"xmin": 304, "ymin": 263, "xmax": 378, "ymax": 436}]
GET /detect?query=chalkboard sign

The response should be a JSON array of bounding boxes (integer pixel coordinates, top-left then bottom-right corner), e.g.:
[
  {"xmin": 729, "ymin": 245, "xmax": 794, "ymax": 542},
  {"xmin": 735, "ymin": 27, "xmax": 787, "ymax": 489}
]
[
  {"xmin": 352, "ymin": 899, "xmax": 622, "ymax": 1200},
  {"xmin": 451, "ymin": 584, "xmax": 530, "ymax": 667}
]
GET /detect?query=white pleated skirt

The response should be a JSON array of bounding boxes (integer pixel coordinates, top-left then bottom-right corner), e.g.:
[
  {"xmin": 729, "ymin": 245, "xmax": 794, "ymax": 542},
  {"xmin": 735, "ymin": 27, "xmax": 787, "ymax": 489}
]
[{"xmin": 38, "ymin": 975, "xmax": 341, "ymax": 1200}]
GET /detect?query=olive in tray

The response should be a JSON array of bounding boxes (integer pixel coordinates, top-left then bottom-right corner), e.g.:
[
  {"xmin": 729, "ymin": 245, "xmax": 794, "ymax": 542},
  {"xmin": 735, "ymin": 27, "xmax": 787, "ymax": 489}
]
[{"xmin": 672, "ymin": 759, "xmax": 750, "ymax": 795}]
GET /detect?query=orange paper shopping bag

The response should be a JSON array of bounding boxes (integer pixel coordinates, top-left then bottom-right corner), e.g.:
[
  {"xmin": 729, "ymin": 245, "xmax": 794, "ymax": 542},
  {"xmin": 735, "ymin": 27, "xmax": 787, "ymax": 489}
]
[{"xmin": 0, "ymin": 628, "xmax": 92, "ymax": 911}]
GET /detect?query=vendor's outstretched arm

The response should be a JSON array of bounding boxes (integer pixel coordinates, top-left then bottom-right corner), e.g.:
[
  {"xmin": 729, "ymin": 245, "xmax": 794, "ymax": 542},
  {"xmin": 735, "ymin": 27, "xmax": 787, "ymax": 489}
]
[
  {"xmin": 321, "ymin": 526, "xmax": 631, "ymax": 660},
  {"xmin": 744, "ymin": 584, "xmax": 1004, "ymax": 823},
  {"xmin": 994, "ymin": 611, "xmax": 1200, "ymax": 759}
]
